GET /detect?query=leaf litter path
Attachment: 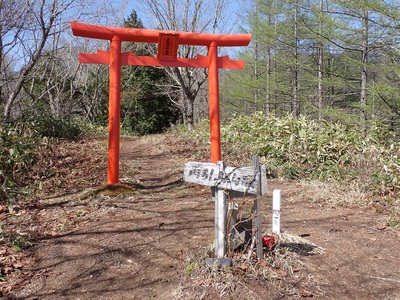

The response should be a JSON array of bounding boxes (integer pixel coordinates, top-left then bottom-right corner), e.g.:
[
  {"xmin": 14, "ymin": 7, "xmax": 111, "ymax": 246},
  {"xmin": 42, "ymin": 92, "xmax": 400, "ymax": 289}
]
[
  {"xmin": 14, "ymin": 135, "xmax": 215, "ymax": 299},
  {"xmin": 277, "ymin": 182, "xmax": 400, "ymax": 299},
  {"xmin": 12, "ymin": 135, "xmax": 400, "ymax": 299}
]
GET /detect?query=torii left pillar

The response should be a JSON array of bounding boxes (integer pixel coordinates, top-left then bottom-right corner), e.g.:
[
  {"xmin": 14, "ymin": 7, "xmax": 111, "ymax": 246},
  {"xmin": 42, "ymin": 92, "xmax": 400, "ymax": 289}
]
[{"xmin": 108, "ymin": 36, "xmax": 122, "ymax": 184}]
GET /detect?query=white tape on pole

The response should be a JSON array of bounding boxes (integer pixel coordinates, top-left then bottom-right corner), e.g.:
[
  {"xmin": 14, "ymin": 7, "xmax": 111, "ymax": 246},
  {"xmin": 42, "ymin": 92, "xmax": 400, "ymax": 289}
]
[
  {"xmin": 272, "ymin": 189, "xmax": 281, "ymax": 234},
  {"xmin": 216, "ymin": 186, "xmax": 226, "ymax": 258}
]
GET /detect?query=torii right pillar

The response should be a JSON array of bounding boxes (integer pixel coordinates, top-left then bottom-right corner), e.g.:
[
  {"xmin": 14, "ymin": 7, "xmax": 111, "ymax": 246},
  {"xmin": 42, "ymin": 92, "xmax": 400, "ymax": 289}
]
[{"xmin": 208, "ymin": 42, "xmax": 221, "ymax": 163}]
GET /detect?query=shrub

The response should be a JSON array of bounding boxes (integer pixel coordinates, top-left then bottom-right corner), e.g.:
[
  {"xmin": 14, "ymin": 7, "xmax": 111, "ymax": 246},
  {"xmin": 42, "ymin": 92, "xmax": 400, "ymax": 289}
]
[
  {"xmin": 30, "ymin": 113, "xmax": 81, "ymax": 140},
  {"xmin": 0, "ymin": 123, "xmax": 40, "ymax": 204},
  {"xmin": 218, "ymin": 112, "xmax": 399, "ymax": 193}
]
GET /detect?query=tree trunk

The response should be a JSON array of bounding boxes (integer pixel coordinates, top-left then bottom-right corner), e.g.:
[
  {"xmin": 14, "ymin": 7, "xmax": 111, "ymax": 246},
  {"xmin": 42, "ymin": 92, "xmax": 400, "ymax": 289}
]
[
  {"xmin": 292, "ymin": 0, "xmax": 300, "ymax": 117},
  {"xmin": 317, "ymin": 0, "xmax": 323, "ymax": 121},
  {"xmin": 186, "ymin": 95, "xmax": 194, "ymax": 130},
  {"xmin": 360, "ymin": 8, "xmax": 368, "ymax": 130}
]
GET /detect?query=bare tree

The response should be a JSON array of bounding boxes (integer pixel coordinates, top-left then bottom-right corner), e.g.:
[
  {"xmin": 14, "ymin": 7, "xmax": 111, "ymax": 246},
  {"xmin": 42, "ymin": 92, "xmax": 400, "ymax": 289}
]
[
  {"xmin": 0, "ymin": 0, "xmax": 125, "ymax": 122},
  {"xmin": 141, "ymin": 0, "xmax": 232, "ymax": 127},
  {"xmin": 2, "ymin": 0, "xmax": 75, "ymax": 121},
  {"xmin": 0, "ymin": 0, "xmax": 28, "ymax": 106}
]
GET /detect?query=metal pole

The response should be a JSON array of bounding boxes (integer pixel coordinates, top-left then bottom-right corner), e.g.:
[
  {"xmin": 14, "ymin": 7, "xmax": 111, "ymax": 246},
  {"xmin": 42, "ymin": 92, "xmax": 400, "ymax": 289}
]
[
  {"xmin": 214, "ymin": 161, "xmax": 227, "ymax": 258},
  {"xmin": 252, "ymin": 156, "xmax": 263, "ymax": 260}
]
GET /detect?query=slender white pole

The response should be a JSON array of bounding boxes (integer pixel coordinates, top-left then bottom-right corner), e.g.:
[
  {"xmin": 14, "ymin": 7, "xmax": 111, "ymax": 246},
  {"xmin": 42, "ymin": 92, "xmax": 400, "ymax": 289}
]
[{"xmin": 272, "ymin": 190, "xmax": 281, "ymax": 234}]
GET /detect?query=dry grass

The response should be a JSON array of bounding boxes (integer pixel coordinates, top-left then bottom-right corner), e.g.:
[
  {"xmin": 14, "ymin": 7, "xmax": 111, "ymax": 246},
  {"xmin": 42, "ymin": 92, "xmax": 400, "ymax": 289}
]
[
  {"xmin": 289, "ymin": 180, "xmax": 399, "ymax": 229},
  {"xmin": 291, "ymin": 180, "xmax": 371, "ymax": 207},
  {"xmin": 175, "ymin": 231, "xmax": 324, "ymax": 299}
]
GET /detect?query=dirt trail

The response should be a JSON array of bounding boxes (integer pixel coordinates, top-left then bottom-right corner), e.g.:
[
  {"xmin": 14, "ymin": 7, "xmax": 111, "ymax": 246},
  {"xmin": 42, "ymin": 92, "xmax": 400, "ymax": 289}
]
[
  {"xmin": 10, "ymin": 135, "xmax": 400, "ymax": 299},
  {"xmin": 274, "ymin": 181, "xmax": 400, "ymax": 299},
  {"xmin": 13, "ymin": 136, "xmax": 214, "ymax": 299}
]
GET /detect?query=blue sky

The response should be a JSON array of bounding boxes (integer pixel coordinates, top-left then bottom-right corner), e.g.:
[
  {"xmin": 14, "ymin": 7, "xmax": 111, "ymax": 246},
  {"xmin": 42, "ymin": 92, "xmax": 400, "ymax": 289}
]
[{"xmin": 110, "ymin": 0, "xmax": 251, "ymax": 34}]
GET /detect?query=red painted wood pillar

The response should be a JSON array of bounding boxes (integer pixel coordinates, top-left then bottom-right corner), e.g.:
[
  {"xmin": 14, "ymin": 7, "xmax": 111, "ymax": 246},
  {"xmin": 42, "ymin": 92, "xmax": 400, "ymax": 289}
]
[
  {"xmin": 108, "ymin": 36, "xmax": 122, "ymax": 184},
  {"xmin": 208, "ymin": 42, "xmax": 221, "ymax": 163}
]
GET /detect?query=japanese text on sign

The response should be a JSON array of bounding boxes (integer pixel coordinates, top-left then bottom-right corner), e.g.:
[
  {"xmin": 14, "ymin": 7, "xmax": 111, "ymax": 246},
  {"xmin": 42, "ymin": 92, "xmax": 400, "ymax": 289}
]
[
  {"xmin": 184, "ymin": 162, "xmax": 266, "ymax": 195},
  {"xmin": 158, "ymin": 33, "xmax": 178, "ymax": 60}
]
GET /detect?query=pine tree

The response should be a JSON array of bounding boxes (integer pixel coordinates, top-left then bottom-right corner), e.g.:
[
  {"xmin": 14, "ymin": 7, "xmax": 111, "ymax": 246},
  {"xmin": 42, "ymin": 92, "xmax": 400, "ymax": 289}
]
[{"xmin": 120, "ymin": 10, "xmax": 180, "ymax": 135}]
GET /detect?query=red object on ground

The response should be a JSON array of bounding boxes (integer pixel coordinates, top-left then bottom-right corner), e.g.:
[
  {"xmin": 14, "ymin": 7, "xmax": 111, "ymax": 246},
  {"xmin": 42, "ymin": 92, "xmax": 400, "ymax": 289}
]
[{"xmin": 262, "ymin": 235, "xmax": 275, "ymax": 247}]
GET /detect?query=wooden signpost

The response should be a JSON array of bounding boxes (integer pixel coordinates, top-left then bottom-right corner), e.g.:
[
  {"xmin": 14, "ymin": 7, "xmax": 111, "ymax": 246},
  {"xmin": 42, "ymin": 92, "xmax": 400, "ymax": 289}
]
[
  {"xmin": 184, "ymin": 161, "xmax": 266, "ymax": 195},
  {"xmin": 184, "ymin": 156, "xmax": 267, "ymax": 259}
]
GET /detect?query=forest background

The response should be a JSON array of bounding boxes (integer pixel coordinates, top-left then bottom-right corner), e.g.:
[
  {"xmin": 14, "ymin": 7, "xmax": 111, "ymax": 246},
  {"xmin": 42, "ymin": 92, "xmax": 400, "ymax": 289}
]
[{"xmin": 0, "ymin": 0, "xmax": 399, "ymax": 208}]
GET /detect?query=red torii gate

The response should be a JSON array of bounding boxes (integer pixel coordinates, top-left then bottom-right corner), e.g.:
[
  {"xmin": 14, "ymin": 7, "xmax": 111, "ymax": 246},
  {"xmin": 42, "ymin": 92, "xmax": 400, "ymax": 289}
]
[{"xmin": 70, "ymin": 22, "xmax": 251, "ymax": 184}]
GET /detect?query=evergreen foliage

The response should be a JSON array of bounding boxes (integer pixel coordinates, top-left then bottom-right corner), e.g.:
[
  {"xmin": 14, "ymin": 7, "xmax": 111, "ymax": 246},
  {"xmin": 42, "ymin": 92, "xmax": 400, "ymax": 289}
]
[
  {"xmin": 118, "ymin": 10, "xmax": 181, "ymax": 135},
  {"xmin": 221, "ymin": 0, "xmax": 400, "ymax": 132},
  {"xmin": 26, "ymin": 112, "xmax": 82, "ymax": 140},
  {"xmin": 121, "ymin": 65, "xmax": 179, "ymax": 135}
]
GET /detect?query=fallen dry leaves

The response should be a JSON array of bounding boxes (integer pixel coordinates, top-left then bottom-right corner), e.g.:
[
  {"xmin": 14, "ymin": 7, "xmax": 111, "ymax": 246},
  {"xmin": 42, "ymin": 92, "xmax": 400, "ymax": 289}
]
[{"xmin": 1, "ymin": 137, "xmax": 108, "ymax": 296}]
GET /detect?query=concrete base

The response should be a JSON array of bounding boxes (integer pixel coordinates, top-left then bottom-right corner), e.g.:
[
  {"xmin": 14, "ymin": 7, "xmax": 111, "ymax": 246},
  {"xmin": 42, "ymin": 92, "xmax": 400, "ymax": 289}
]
[{"xmin": 205, "ymin": 257, "xmax": 233, "ymax": 271}]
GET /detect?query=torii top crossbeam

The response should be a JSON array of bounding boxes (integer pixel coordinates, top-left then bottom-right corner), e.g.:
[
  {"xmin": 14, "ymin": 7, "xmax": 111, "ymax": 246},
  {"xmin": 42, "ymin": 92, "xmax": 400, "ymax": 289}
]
[
  {"xmin": 70, "ymin": 22, "xmax": 250, "ymax": 47},
  {"xmin": 70, "ymin": 22, "xmax": 251, "ymax": 185}
]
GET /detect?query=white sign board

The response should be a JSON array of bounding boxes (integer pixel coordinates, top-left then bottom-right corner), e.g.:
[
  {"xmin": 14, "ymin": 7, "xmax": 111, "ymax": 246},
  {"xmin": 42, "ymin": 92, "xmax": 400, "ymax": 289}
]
[{"xmin": 184, "ymin": 161, "xmax": 267, "ymax": 195}]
